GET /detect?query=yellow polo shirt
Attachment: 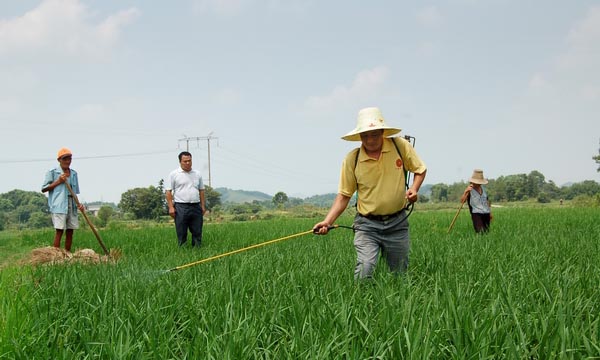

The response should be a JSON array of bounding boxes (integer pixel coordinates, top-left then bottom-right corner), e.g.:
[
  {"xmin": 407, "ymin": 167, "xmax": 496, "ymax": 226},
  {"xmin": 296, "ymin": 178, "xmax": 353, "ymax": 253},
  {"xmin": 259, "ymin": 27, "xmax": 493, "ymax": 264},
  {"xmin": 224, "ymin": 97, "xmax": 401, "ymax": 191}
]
[{"xmin": 338, "ymin": 137, "xmax": 427, "ymax": 216}]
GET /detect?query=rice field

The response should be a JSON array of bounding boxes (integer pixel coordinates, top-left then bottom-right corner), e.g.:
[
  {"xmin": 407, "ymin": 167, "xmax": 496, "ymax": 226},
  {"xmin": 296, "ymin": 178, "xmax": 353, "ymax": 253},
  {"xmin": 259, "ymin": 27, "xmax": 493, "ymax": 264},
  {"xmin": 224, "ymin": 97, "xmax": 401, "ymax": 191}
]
[{"xmin": 1, "ymin": 207, "xmax": 599, "ymax": 359}]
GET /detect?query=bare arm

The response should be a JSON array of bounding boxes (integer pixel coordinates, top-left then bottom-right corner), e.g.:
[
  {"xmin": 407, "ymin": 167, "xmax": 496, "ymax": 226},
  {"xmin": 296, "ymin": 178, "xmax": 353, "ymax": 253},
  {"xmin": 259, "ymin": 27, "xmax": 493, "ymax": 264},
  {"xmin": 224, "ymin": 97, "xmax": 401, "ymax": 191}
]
[
  {"xmin": 166, "ymin": 190, "xmax": 175, "ymax": 218},
  {"xmin": 312, "ymin": 193, "xmax": 352, "ymax": 234},
  {"xmin": 41, "ymin": 173, "xmax": 68, "ymax": 193},
  {"xmin": 406, "ymin": 169, "xmax": 427, "ymax": 203},
  {"xmin": 199, "ymin": 189, "xmax": 206, "ymax": 214},
  {"xmin": 460, "ymin": 184, "xmax": 473, "ymax": 203}
]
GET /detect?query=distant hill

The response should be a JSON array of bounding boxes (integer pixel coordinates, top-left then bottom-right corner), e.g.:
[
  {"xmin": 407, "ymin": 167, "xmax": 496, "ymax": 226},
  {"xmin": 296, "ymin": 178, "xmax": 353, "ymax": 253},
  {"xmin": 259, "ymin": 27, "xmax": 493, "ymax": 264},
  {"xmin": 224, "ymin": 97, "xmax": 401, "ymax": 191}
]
[
  {"xmin": 215, "ymin": 185, "xmax": 433, "ymax": 205},
  {"xmin": 303, "ymin": 193, "xmax": 337, "ymax": 207},
  {"xmin": 215, "ymin": 188, "xmax": 272, "ymax": 203}
]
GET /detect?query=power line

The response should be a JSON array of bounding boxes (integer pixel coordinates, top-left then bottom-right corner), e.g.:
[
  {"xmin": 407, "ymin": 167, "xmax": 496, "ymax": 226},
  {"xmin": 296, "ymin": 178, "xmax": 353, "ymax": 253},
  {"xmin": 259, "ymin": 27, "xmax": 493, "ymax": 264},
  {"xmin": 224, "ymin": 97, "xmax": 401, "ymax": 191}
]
[{"xmin": 0, "ymin": 149, "xmax": 175, "ymax": 164}]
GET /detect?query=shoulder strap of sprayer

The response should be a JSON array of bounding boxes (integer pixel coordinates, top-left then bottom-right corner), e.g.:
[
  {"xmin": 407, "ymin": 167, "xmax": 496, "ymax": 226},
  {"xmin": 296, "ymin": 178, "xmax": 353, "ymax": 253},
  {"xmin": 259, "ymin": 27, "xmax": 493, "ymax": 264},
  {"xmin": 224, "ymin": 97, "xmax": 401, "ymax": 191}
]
[
  {"xmin": 354, "ymin": 137, "xmax": 410, "ymax": 190},
  {"xmin": 354, "ymin": 135, "xmax": 416, "ymax": 217}
]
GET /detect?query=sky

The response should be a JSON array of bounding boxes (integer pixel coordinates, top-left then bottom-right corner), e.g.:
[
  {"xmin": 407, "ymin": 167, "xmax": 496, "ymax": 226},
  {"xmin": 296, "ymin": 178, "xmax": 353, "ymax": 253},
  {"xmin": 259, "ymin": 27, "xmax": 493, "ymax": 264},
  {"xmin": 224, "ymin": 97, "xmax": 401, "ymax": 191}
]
[{"xmin": 1, "ymin": 0, "xmax": 599, "ymax": 204}]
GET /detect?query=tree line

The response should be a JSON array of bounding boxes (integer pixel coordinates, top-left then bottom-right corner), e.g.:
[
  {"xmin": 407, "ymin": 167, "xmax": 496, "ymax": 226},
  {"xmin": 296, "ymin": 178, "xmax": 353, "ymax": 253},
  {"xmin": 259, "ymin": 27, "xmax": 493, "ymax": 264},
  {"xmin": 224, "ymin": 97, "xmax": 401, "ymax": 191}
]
[
  {"xmin": 427, "ymin": 170, "xmax": 600, "ymax": 204},
  {"xmin": 1, "ymin": 171, "xmax": 599, "ymax": 230}
]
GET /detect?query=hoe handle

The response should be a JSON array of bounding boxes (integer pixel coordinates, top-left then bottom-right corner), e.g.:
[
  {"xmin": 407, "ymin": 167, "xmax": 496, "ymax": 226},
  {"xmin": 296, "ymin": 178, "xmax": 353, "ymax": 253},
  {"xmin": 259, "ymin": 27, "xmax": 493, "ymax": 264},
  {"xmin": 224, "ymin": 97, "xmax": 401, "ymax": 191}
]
[
  {"xmin": 64, "ymin": 181, "xmax": 110, "ymax": 256},
  {"xmin": 447, "ymin": 199, "xmax": 466, "ymax": 234}
]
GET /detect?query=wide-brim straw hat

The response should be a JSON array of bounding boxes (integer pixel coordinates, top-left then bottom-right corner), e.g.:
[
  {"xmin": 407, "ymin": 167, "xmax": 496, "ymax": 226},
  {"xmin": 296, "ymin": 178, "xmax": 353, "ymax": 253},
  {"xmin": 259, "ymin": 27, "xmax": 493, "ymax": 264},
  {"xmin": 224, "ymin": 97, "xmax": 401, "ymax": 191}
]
[
  {"xmin": 341, "ymin": 107, "xmax": 401, "ymax": 141},
  {"xmin": 470, "ymin": 169, "xmax": 488, "ymax": 185}
]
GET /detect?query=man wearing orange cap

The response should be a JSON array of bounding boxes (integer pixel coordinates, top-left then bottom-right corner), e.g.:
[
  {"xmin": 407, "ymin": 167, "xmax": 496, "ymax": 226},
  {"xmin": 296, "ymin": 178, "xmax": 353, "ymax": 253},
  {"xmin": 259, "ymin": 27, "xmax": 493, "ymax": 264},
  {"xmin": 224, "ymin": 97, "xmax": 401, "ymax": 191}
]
[
  {"xmin": 42, "ymin": 147, "xmax": 85, "ymax": 252},
  {"xmin": 313, "ymin": 107, "xmax": 427, "ymax": 279}
]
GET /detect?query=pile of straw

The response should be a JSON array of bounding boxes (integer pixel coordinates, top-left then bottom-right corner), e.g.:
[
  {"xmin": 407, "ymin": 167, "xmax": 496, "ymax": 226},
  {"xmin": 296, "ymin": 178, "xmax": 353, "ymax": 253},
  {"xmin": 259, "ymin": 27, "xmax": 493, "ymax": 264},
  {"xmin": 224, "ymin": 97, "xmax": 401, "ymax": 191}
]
[{"xmin": 29, "ymin": 246, "xmax": 121, "ymax": 265}]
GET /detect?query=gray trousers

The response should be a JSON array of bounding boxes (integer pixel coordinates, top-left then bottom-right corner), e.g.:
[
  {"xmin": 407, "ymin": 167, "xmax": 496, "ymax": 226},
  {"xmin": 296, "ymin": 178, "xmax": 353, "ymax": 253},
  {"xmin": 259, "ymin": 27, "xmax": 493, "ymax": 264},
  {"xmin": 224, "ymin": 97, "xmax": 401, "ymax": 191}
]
[
  {"xmin": 353, "ymin": 211, "xmax": 410, "ymax": 279},
  {"xmin": 174, "ymin": 202, "xmax": 203, "ymax": 247}
]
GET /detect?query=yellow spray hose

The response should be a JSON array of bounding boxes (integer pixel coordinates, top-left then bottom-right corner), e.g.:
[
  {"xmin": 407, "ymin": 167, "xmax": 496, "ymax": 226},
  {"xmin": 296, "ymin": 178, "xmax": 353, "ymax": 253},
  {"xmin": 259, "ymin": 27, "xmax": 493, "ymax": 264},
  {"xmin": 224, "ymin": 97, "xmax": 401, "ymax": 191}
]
[{"xmin": 166, "ymin": 225, "xmax": 340, "ymax": 272}]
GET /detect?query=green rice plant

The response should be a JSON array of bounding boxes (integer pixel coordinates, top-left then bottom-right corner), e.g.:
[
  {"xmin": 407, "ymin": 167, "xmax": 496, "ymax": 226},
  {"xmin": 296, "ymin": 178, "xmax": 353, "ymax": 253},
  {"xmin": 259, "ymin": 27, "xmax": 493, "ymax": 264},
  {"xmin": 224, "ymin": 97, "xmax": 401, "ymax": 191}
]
[{"xmin": 0, "ymin": 208, "xmax": 599, "ymax": 358}]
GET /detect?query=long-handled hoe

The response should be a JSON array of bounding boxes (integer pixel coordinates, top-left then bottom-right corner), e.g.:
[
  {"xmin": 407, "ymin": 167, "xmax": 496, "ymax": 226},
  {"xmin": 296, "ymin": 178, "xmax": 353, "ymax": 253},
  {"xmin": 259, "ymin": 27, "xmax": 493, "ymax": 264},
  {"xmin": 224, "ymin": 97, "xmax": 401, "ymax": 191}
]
[
  {"xmin": 64, "ymin": 181, "xmax": 110, "ymax": 256},
  {"xmin": 447, "ymin": 198, "xmax": 466, "ymax": 234}
]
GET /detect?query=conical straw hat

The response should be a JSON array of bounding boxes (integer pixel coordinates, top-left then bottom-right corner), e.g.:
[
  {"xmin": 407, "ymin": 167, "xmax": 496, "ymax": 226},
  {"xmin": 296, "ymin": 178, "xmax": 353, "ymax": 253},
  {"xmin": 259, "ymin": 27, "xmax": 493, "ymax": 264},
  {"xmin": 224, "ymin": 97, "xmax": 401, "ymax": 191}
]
[{"xmin": 469, "ymin": 169, "xmax": 488, "ymax": 185}]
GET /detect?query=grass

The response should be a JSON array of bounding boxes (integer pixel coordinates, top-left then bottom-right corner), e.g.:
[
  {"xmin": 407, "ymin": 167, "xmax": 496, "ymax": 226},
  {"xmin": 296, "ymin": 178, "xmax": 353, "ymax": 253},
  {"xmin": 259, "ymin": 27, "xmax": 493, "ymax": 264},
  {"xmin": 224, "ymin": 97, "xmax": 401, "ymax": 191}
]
[{"xmin": 1, "ymin": 208, "xmax": 599, "ymax": 358}]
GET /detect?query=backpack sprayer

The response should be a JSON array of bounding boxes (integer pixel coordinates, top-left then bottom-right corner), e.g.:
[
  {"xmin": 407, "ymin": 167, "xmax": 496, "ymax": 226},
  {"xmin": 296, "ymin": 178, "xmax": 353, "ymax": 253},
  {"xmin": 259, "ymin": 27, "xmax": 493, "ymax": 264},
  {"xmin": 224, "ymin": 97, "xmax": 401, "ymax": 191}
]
[{"xmin": 398, "ymin": 135, "xmax": 417, "ymax": 223}]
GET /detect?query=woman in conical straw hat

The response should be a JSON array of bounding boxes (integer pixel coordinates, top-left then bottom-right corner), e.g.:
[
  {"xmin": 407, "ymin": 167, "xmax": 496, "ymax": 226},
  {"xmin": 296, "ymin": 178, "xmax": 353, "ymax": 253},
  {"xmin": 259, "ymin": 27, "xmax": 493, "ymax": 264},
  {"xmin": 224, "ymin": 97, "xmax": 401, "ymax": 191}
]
[
  {"xmin": 313, "ymin": 107, "xmax": 427, "ymax": 279},
  {"xmin": 460, "ymin": 169, "xmax": 492, "ymax": 233}
]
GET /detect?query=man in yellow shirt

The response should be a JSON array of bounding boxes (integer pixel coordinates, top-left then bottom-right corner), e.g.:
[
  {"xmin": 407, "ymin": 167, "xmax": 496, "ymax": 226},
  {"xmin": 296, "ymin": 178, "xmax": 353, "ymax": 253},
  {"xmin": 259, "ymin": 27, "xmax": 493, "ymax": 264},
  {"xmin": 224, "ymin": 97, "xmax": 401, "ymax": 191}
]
[{"xmin": 313, "ymin": 107, "xmax": 427, "ymax": 279}]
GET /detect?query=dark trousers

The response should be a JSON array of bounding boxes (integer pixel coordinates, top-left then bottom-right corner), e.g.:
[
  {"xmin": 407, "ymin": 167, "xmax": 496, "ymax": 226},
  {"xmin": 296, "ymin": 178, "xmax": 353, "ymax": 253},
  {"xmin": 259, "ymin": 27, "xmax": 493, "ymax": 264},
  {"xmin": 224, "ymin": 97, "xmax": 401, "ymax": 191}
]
[
  {"xmin": 174, "ymin": 203, "xmax": 203, "ymax": 247},
  {"xmin": 471, "ymin": 213, "xmax": 491, "ymax": 233}
]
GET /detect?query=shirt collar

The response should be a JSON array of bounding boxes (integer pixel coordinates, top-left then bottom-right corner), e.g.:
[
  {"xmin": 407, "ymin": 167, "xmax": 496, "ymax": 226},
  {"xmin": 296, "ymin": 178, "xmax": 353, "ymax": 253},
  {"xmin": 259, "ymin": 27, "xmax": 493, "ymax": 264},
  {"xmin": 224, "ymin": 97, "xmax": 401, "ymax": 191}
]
[{"xmin": 358, "ymin": 138, "xmax": 394, "ymax": 162}]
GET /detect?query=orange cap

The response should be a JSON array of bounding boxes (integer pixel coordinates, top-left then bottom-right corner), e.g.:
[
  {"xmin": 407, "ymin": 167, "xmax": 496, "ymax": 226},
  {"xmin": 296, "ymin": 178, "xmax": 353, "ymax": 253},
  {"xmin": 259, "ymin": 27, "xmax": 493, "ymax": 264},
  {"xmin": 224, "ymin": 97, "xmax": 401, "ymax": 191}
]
[{"xmin": 57, "ymin": 147, "xmax": 72, "ymax": 160}]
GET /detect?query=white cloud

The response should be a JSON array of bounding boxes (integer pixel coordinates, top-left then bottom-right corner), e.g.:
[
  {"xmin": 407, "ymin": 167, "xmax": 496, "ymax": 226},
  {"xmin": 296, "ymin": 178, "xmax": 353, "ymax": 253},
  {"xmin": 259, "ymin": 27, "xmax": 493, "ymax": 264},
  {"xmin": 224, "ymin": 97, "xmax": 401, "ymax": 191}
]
[
  {"xmin": 0, "ymin": 0, "xmax": 139, "ymax": 59},
  {"xmin": 416, "ymin": 5, "xmax": 443, "ymax": 28},
  {"xmin": 505, "ymin": 6, "xmax": 600, "ymax": 186},
  {"xmin": 557, "ymin": 6, "xmax": 600, "ymax": 70},
  {"xmin": 96, "ymin": 8, "xmax": 140, "ymax": 45},
  {"xmin": 524, "ymin": 6, "xmax": 600, "ymax": 102},
  {"xmin": 304, "ymin": 66, "xmax": 389, "ymax": 111},
  {"xmin": 567, "ymin": 6, "xmax": 600, "ymax": 48}
]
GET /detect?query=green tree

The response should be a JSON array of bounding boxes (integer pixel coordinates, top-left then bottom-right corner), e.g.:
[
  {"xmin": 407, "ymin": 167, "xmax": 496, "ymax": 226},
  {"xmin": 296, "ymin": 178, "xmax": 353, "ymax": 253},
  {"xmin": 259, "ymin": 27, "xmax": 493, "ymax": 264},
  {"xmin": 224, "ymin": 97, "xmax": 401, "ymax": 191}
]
[
  {"xmin": 0, "ymin": 212, "xmax": 6, "ymax": 231},
  {"xmin": 0, "ymin": 189, "xmax": 50, "ymax": 229},
  {"xmin": 272, "ymin": 191, "xmax": 289, "ymax": 208},
  {"xmin": 204, "ymin": 185, "xmax": 222, "ymax": 210},
  {"xmin": 97, "ymin": 206, "xmax": 114, "ymax": 227},
  {"xmin": 496, "ymin": 174, "xmax": 528, "ymax": 201},
  {"xmin": 119, "ymin": 184, "xmax": 165, "ymax": 220},
  {"xmin": 526, "ymin": 170, "xmax": 546, "ymax": 198},
  {"xmin": 447, "ymin": 182, "xmax": 468, "ymax": 202},
  {"xmin": 29, "ymin": 212, "xmax": 52, "ymax": 229},
  {"xmin": 1, "ymin": 189, "xmax": 48, "ymax": 212},
  {"xmin": 15, "ymin": 204, "xmax": 40, "ymax": 225},
  {"xmin": 430, "ymin": 184, "xmax": 448, "ymax": 202},
  {"xmin": 537, "ymin": 192, "xmax": 551, "ymax": 203},
  {"xmin": 229, "ymin": 202, "xmax": 262, "ymax": 215},
  {"xmin": 0, "ymin": 198, "xmax": 14, "ymax": 212},
  {"xmin": 561, "ymin": 180, "xmax": 600, "ymax": 200}
]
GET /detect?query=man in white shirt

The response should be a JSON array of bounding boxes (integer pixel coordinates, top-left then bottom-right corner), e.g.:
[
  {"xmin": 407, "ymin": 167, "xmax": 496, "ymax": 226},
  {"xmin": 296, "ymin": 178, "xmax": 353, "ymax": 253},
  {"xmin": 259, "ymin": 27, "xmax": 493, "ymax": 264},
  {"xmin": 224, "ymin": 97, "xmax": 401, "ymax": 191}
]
[{"xmin": 165, "ymin": 151, "xmax": 207, "ymax": 247}]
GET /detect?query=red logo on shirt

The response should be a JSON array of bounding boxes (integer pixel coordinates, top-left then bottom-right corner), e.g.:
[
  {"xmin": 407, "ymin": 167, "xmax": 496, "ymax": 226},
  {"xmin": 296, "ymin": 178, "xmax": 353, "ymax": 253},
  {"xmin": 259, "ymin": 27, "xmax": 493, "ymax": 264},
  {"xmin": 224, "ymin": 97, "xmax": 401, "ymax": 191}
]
[{"xmin": 396, "ymin": 158, "xmax": 403, "ymax": 168}]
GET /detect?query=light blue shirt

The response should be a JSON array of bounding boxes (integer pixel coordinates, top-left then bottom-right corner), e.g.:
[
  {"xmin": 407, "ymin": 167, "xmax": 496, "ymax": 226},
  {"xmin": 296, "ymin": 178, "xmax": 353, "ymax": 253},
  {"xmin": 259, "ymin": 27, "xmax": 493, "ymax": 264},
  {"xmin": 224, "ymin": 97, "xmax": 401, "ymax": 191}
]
[{"xmin": 42, "ymin": 167, "xmax": 80, "ymax": 214}]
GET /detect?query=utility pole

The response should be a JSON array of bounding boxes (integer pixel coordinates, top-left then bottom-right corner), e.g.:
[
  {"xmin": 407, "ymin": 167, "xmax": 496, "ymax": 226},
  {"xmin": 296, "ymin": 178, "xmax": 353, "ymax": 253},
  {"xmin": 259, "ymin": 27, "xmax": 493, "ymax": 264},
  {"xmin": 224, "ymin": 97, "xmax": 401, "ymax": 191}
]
[{"xmin": 178, "ymin": 133, "xmax": 218, "ymax": 187}]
